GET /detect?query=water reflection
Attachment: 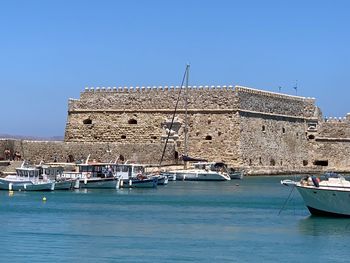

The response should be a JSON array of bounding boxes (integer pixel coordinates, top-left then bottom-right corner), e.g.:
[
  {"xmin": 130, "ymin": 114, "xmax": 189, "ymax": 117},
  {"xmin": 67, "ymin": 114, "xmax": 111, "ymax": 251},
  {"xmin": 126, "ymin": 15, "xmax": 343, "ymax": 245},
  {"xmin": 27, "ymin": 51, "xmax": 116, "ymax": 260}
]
[{"xmin": 298, "ymin": 216, "xmax": 350, "ymax": 236}]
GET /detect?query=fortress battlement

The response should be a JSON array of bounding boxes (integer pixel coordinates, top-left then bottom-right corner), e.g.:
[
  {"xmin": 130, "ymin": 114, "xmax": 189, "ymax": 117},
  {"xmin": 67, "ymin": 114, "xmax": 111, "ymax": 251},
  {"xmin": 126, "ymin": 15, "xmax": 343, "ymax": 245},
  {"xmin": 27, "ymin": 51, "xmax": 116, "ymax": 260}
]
[
  {"xmin": 67, "ymin": 85, "xmax": 317, "ymax": 120},
  {"xmin": 82, "ymin": 85, "xmax": 236, "ymax": 94},
  {"xmin": 235, "ymin": 85, "xmax": 315, "ymax": 102}
]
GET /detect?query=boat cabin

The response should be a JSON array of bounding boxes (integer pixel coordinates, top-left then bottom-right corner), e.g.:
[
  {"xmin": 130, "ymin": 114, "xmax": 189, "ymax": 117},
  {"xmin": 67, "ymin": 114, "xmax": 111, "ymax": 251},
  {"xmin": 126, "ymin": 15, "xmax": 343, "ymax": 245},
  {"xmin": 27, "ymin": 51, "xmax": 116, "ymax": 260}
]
[
  {"xmin": 77, "ymin": 163, "xmax": 118, "ymax": 178},
  {"xmin": 115, "ymin": 164, "xmax": 145, "ymax": 179},
  {"xmin": 193, "ymin": 162, "xmax": 227, "ymax": 172}
]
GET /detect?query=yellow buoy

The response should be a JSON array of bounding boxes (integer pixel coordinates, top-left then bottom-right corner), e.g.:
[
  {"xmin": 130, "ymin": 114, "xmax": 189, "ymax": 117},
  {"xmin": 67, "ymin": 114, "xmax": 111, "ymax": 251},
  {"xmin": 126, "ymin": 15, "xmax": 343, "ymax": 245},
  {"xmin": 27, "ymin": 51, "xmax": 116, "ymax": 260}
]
[{"xmin": 42, "ymin": 197, "xmax": 47, "ymax": 202}]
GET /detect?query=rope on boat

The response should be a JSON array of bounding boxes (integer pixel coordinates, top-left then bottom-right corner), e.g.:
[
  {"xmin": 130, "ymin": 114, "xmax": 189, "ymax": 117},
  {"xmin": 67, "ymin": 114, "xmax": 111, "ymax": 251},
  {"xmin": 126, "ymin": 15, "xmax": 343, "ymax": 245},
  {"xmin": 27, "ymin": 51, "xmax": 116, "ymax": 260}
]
[{"xmin": 278, "ymin": 184, "xmax": 295, "ymax": 216}]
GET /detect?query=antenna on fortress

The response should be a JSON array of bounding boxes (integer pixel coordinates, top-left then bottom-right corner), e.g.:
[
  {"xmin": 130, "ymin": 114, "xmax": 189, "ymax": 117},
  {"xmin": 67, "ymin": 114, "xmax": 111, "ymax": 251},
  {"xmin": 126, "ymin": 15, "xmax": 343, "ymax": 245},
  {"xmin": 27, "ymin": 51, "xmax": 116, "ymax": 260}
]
[
  {"xmin": 293, "ymin": 80, "xmax": 298, "ymax": 95},
  {"xmin": 278, "ymin": 86, "xmax": 282, "ymax": 93}
]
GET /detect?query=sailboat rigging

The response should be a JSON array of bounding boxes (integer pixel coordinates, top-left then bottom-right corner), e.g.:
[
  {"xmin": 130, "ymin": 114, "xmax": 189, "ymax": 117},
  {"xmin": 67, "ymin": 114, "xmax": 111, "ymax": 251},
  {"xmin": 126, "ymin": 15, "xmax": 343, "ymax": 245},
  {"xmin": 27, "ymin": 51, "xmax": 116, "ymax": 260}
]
[{"xmin": 159, "ymin": 64, "xmax": 190, "ymax": 167}]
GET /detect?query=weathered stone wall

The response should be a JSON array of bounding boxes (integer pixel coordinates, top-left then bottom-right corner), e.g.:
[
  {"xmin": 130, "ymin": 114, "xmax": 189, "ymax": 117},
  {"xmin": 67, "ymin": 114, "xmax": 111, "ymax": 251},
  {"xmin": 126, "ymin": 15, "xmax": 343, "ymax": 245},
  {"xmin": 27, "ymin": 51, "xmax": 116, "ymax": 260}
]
[
  {"xmin": 69, "ymin": 85, "xmax": 237, "ymax": 111},
  {"xmin": 65, "ymin": 85, "xmax": 241, "ymax": 166},
  {"xmin": 236, "ymin": 86, "xmax": 317, "ymax": 118},
  {"xmin": 318, "ymin": 119, "xmax": 350, "ymax": 138},
  {"xmin": 0, "ymin": 139, "xmax": 174, "ymax": 165},
  {"xmin": 309, "ymin": 140, "xmax": 350, "ymax": 171},
  {"xmin": 239, "ymin": 113, "xmax": 309, "ymax": 171}
]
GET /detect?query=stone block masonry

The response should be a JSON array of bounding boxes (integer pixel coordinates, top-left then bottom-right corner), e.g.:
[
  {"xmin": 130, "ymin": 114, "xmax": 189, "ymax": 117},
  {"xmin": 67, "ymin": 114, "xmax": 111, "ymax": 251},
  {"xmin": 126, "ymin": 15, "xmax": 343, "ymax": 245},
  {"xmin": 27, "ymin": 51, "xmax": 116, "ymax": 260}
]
[{"xmin": 3, "ymin": 85, "xmax": 350, "ymax": 175}]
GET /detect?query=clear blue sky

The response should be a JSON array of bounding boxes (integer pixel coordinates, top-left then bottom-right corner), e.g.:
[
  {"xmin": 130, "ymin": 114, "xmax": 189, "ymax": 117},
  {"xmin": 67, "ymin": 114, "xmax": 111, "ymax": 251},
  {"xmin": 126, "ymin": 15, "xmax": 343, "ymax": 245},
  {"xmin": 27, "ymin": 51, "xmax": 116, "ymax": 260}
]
[{"xmin": 1, "ymin": 0, "xmax": 349, "ymax": 137}]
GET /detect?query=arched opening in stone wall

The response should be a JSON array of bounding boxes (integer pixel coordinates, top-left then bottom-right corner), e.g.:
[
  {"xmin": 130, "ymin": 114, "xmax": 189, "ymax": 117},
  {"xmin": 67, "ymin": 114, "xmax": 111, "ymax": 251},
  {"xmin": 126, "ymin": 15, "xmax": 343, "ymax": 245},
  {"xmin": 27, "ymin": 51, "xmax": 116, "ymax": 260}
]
[
  {"xmin": 303, "ymin": 160, "xmax": 308, "ymax": 166},
  {"xmin": 308, "ymin": 134, "xmax": 315, "ymax": 140},
  {"xmin": 249, "ymin": 159, "xmax": 252, "ymax": 166},
  {"xmin": 205, "ymin": 135, "xmax": 212, "ymax": 140},
  {"xmin": 119, "ymin": 154, "xmax": 125, "ymax": 162},
  {"xmin": 259, "ymin": 157, "xmax": 263, "ymax": 165},
  {"xmin": 270, "ymin": 159, "xmax": 276, "ymax": 166},
  {"xmin": 83, "ymin": 118, "xmax": 92, "ymax": 125},
  {"xmin": 218, "ymin": 131, "xmax": 222, "ymax": 136},
  {"xmin": 128, "ymin": 119, "xmax": 138, "ymax": 125},
  {"xmin": 208, "ymin": 119, "xmax": 212, "ymax": 125},
  {"xmin": 282, "ymin": 127, "xmax": 286, "ymax": 134},
  {"xmin": 121, "ymin": 135, "xmax": 127, "ymax": 139},
  {"xmin": 262, "ymin": 125, "xmax": 266, "ymax": 132},
  {"xmin": 151, "ymin": 136, "xmax": 157, "ymax": 140}
]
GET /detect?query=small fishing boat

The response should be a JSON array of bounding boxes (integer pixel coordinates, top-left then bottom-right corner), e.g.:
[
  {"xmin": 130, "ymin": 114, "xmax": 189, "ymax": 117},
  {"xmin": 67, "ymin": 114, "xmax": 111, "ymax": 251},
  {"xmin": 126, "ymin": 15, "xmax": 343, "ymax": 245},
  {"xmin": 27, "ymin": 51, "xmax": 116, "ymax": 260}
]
[
  {"xmin": 41, "ymin": 164, "xmax": 76, "ymax": 190},
  {"xmin": 115, "ymin": 163, "xmax": 158, "ymax": 188},
  {"xmin": 77, "ymin": 162, "xmax": 119, "ymax": 189},
  {"xmin": 227, "ymin": 167, "xmax": 244, "ymax": 180},
  {"xmin": 120, "ymin": 177, "xmax": 158, "ymax": 188},
  {"xmin": 0, "ymin": 162, "xmax": 55, "ymax": 191},
  {"xmin": 281, "ymin": 173, "xmax": 350, "ymax": 217}
]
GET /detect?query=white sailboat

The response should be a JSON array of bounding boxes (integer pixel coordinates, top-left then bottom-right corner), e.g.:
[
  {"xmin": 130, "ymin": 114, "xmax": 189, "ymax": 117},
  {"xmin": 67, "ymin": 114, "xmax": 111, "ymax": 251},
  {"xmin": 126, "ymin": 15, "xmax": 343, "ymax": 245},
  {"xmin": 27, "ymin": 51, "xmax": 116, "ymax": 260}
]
[{"xmin": 161, "ymin": 65, "xmax": 231, "ymax": 181}]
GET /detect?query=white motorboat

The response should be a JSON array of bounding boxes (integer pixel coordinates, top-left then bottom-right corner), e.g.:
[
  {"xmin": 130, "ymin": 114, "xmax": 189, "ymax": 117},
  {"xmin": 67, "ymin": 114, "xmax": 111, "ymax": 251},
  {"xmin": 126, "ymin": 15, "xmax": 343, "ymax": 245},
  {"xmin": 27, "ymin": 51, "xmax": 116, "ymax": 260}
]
[
  {"xmin": 0, "ymin": 162, "xmax": 55, "ymax": 191},
  {"xmin": 165, "ymin": 162, "xmax": 231, "ymax": 181},
  {"xmin": 281, "ymin": 174, "xmax": 350, "ymax": 217}
]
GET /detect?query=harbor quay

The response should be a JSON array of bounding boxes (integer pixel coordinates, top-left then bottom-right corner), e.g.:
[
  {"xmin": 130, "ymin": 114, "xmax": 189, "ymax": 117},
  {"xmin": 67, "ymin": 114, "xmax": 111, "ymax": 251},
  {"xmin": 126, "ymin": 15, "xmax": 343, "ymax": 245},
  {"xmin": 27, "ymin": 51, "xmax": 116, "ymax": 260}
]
[{"xmin": 1, "ymin": 85, "xmax": 350, "ymax": 175}]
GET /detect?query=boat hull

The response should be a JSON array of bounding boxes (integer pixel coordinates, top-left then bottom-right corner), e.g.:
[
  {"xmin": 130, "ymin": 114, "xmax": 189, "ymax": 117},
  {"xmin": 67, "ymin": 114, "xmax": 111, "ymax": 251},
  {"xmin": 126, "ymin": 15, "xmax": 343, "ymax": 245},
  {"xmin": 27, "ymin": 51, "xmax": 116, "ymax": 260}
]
[
  {"xmin": 229, "ymin": 171, "xmax": 244, "ymax": 180},
  {"xmin": 297, "ymin": 185, "xmax": 350, "ymax": 217},
  {"xmin": 155, "ymin": 175, "xmax": 168, "ymax": 185},
  {"xmin": 120, "ymin": 178, "xmax": 157, "ymax": 188},
  {"xmin": 0, "ymin": 178, "xmax": 54, "ymax": 191},
  {"xmin": 79, "ymin": 178, "xmax": 118, "ymax": 189},
  {"xmin": 55, "ymin": 180, "xmax": 75, "ymax": 190},
  {"xmin": 169, "ymin": 171, "xmax": 231, "ymax": 181}
]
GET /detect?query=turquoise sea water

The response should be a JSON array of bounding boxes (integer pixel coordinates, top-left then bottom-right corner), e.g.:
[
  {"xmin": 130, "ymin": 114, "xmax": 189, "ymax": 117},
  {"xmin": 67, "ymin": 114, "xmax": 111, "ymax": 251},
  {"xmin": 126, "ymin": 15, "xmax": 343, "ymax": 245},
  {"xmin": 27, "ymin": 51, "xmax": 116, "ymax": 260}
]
[{"xmin": 1, "ymin": 176, "xmax": 350, "ymax": 262}]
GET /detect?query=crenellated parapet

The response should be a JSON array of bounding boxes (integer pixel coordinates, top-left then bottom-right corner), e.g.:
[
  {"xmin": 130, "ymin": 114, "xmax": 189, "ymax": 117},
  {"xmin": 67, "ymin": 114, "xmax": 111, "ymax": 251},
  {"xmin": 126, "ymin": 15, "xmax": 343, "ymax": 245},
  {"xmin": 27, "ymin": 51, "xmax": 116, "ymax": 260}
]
[
  {"xmin": 69, "ymin": 85, "xmax": 316, "ymax": 118},
  {"xmin": 71, "ymin": 85, "xmax": 238, "ymax": 112},
  {"xmin": 235, "ymin": 86, "xmax": 317, "ymax": 118}
]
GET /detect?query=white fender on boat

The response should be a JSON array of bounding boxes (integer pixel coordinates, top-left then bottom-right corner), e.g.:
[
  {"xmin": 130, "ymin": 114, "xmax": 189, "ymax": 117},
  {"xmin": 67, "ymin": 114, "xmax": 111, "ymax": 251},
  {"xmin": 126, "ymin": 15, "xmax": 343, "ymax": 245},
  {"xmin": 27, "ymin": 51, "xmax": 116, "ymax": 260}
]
[
  {"xmin": 129, "ymin": 179, "xmax": 132, "ymax": 186},
  {"xmin": 84, "ymin": 178, "xmax": 87, "ymax": 185},
  {"xmin": 120, "ymin": 179, "xmax": 124, "ymax": 187},
  {"xmin": 8, "ymin": 183, "xmax": 12, "ymax": 191},
  {"xmin": 74, "ymin": 180, "xmax": 80, "ymax": 189},
  {"xmin": 116, "ymin": 178, "xmax": 120, "ymax": 189}
]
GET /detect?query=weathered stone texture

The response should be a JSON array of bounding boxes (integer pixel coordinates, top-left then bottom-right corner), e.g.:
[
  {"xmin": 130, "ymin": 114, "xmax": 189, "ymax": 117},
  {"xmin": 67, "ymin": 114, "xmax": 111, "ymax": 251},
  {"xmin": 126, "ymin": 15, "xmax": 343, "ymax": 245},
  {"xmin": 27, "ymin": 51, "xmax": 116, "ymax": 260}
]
[
  {"xmin": 0, "ymin": 139, "xmax": 174, "ymax": 165},
  {"xmin": 3, "ymin": 85, "xmax": 350, "ymax": 174}
]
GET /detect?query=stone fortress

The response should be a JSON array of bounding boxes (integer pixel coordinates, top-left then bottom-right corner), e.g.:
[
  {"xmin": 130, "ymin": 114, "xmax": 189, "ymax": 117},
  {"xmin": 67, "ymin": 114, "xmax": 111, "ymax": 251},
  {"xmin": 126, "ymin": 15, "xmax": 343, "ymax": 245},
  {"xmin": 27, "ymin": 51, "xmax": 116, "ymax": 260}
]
[{"xmin": 1, "ymin": 85, "xmax": 350, "ymax": 175}]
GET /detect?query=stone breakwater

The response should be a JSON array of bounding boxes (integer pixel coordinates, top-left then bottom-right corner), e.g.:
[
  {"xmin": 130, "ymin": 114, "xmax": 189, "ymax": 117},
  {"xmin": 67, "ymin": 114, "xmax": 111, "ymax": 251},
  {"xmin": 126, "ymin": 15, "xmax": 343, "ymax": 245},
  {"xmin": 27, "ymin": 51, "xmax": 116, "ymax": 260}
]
[{"xmin": 2, "ymin": 85, "xmax": 350, "ymax": 175}]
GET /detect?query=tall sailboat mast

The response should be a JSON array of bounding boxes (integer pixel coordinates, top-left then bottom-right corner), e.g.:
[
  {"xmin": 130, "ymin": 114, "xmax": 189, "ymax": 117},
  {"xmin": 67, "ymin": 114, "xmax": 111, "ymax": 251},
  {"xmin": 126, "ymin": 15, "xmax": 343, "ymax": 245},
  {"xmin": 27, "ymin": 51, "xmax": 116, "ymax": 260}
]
[
  {"xmin": 158, "ymin": 65, "xmax": 189, "ymax": 167},
  {"xmin": 184, "ymin": 64, "xmax": 190, "ymax": 157}
]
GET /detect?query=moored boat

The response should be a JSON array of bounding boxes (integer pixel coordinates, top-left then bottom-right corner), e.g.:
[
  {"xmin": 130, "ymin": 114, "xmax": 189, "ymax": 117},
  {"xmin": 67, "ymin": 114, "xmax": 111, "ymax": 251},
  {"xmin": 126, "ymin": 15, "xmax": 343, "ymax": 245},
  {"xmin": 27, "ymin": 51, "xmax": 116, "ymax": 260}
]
[
  {"xmin": 281, "ymin": 174, "xmax": 350, "ymax": 217},
  {"xmin": 0, "ymin": 163, "xmax": 55, "ymax": 191},
  {"xmin": 116, "ymin": 163, "xmax": 158, "ymax": 188},
  {"xmin": 76, "ymin": 162, "xmax": 119, "ymax": 189},
  {"xmin": 165, "ymin": 162, "xmax": 231, "ymax": 181}
]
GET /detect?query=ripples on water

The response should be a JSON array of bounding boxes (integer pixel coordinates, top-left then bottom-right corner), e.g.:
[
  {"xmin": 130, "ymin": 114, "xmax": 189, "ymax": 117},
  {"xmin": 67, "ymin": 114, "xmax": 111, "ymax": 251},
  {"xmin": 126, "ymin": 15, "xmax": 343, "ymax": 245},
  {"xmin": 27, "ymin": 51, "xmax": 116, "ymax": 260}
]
[{"xmin": 1, "ymin": 176, "xmax": 350, "ymax": 262}]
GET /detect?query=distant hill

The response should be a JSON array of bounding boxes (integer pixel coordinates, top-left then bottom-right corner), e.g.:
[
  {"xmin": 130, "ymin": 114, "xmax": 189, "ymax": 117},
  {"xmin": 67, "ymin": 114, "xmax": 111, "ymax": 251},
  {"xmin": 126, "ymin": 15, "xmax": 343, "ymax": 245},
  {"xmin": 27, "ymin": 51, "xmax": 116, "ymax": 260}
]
[{"xmin": 0, "ymin": 134, "xmax": 64, "ymax": 141}]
